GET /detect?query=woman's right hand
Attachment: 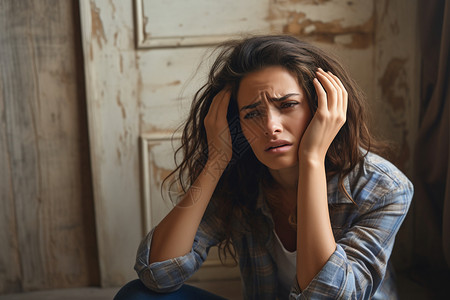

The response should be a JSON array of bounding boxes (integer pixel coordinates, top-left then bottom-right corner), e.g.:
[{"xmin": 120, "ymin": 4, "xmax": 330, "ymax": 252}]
[
  {"xmin": 203, "ymin": 88, "xmax": 233, "ymax": 173},
  {"xmin": 150, "ymin": 89, "xmax": 232, "ymax": 264}
]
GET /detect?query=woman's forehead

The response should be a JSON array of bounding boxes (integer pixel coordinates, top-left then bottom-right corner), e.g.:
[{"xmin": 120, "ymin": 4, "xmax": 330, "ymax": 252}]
[{"xmin": 237, "ymin": 66, "xmax": 302, "ymax": 106}]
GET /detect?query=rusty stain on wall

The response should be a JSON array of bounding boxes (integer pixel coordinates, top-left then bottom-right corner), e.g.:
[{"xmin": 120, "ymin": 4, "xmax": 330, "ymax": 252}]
[
  {"xmin": 90, "ymin": 1, "xmax": 107, "ymax": 50},
  {"xmin": 378, "ymin": 57, "xmax": 408, "ymax": 112},
  {"xmin": 281, "ymin": 12, "xmax": 374, "ymax": 48}
]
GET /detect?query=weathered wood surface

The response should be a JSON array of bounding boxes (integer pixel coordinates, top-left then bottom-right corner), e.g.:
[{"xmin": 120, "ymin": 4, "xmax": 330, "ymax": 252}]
[
  {"xmin": 82, "ymin": 0, "xmax": 419, "ymax": 286},
  {"xmin": 0, "ymin": 0, "xmax": 98, "ymax": 294},
  {"xmin": 136, "ymin": 0, "xmax": 271, "ymax": 48},
  {"xmin": 80, "ymin": 0, "xmax": 143, "ymax": 286}
]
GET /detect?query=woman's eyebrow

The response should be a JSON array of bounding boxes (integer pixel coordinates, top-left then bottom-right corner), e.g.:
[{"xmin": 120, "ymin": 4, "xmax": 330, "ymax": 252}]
[
  {"xmin": 269, "ymin": 93, "xmax": 300, "ymax": 102},
  {"xmin": 240, "ymin": 101, "xmax": 262, "ymax": 111},
  {"xmin": 239, "ymin": 93, "xmax": 301, "ymax": 112}
]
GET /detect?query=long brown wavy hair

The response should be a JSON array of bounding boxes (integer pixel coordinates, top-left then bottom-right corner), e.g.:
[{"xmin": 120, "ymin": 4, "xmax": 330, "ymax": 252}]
[{"xmin": 163, "ymin": 35, "xmax": 387, "ymax": 263}]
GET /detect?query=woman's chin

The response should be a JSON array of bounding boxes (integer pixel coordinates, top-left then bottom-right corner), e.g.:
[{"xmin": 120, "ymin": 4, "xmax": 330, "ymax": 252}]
[{"xmin": 259, "ymin": 158, "xmax": 299, "ymax": 171}]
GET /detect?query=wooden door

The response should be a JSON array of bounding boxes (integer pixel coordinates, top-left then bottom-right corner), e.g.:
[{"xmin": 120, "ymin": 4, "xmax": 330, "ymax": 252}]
[{"xmin": 79, "ymin": 0, "xmax": 274, "ymax": 286}]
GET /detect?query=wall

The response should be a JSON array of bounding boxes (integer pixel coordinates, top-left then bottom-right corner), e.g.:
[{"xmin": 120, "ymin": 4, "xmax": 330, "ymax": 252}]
[
  {"xmin": 0, "ymin": 0, "xmax": 98, "ymax": 294},
  {"xmin": 271, "ymin": 0, "xmax": 419, "ymax": 175}
]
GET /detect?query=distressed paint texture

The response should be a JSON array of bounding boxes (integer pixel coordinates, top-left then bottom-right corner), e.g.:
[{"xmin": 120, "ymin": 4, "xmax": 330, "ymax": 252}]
[
  {"xmin": 80, "ymin": 0, "xmax": 142, "ymax": 286},
  {"xmin": 268, "ymin": 0, "xmax": 418, "ymax": 174},
  {"xmin": 0, "ymin": 0, "xmax": 98, "ymax": 294},
  {"xmin": 269, "ymin": 0, "xmax": 374, "ymax": 48},
  {"xmin": 373, "ymin": 0, "xmax": 419, "ymax": 176}
]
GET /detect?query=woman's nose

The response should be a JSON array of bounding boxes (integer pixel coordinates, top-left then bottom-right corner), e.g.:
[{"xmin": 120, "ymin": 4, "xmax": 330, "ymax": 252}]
[{"xmin": 264, "ymin": 109, "xmax": 282, "ymax": 136}]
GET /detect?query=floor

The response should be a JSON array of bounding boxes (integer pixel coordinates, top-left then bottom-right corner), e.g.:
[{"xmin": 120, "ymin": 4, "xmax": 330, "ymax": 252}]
[{"xmin": 0, "ymin": 274, "xmax": 439, "ymax": 300}]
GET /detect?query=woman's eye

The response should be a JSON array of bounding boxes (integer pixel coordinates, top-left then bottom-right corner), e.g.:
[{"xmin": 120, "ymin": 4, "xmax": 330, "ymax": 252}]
[
  {"xmin": 244, "ymin": 110, "xmax": 261, "ymax": 119},
  {"xmin": 280, "ymin": 101, "xmax": 299, "ymax": 109}
]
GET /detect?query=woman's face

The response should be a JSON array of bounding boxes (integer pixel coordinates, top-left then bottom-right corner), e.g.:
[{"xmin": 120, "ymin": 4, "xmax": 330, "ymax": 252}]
[{"xmin": 237, "ymin": 66, "xmax": 312, "ymax": 170}]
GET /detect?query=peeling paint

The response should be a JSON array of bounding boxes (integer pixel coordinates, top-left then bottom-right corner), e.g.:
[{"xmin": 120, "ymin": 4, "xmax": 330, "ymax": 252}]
[
  {"xmin": 117, "ymin": 128, "xmax": 133, "ymax": 161},
  {"xmin": 378, "ymin": 57, "xmax": 408, "ymax": 112},
  {"xmin": 141, "ymin": 124, "xmax": 175, "ymax": 136},
  {"xmin": 378, "ymin": 0, "xmax": 400, "ymax": 35},
  {"xmin": 116, "ymin": 91, "xmax": 126, "ymax": 119},
  {"xmin": 286, "ymin": 0, "xmax": 333, "ymax": 4},
  {"xmin": 114, "ymin": 32, "xmax": 119, "ymax": 46},
  {"xmin": 90, "ymin": 1, "xmax": 107, "ymax": 49},
  {"xmin": 109, "ymin": 0, "xmax": 116, "ymax": 15},
  {"xmin": 145, "ymin": 142, "xmax": 178, "ymax": 189},
  {"xmin": 282, "ymin": 12, "xmax": 374, "ymax": 48},
  {"xmin": 147, "ymin": 80, "xmax": 182, "ymax": 93},
  {"xmin": 150, "ymin": 161, "xmax": 173, "ymax": 186}
]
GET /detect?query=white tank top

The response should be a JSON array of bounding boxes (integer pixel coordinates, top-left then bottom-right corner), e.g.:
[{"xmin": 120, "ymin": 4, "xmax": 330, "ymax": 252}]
[{"xmin": 273, "ymin": 229, "xmax": 297, "ymax": 299}]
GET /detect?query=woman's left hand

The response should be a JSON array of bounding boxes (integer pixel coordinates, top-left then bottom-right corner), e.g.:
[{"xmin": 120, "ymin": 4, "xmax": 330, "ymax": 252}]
[{"xmin": 298, "ymin": 68, "xmax": 348, "ymax": 162}]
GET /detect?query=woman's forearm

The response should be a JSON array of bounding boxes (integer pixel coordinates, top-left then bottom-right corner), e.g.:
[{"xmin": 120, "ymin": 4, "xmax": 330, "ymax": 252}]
[
  {"xmin": 296, "ymin": 156, "xmax": 336, "ymax": 290},
  {"xmin": 149, "ymin": 159, "xmax": 225, "ymax": 264}
]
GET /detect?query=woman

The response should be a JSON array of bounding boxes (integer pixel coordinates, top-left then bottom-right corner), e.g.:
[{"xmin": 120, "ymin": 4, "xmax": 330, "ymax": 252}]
[{"xmin": 115, "ymin": 35, "xmax": 413, "ymax": 299}]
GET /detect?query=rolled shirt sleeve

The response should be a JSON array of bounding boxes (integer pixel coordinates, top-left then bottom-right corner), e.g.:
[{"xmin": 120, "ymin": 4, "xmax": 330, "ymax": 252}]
[
  {"xmin": 289, "ymin": 168, "xmax": 413, "ymax": 299},
  {"xmin": 134, "ymin": 200, "xmax": 225, "ymax": 293}
]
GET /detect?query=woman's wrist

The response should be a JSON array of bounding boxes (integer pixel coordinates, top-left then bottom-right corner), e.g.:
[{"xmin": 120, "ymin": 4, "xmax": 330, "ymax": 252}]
[
  {"xmin": 298, "ymin": 149, "xmax": 326, "ymax": 167},
  {"xmin": 203, "ymin": 157, "xmax": 229, "ymax": 181}
]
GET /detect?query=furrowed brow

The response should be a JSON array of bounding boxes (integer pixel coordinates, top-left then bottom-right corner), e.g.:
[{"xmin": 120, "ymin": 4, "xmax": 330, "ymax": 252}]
[
  {"xmin": 269, "ymin": 93, "xmax": 300, "ymax": 102},
  {"xmin": 240, "ymin": 101, "xmax": 262, "ymax": 112}
]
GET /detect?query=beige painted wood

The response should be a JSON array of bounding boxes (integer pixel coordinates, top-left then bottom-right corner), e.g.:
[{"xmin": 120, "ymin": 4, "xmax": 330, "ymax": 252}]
[
  {"xmin": 79, "ymin": 0, "xmax": 144, "ymax": 287},
  {"xmin": 79, "ymin": 0, "xmax": 253, "ymax": 286},
  {"xmin": 80, "ymin": 0, "xmax": 419, "ymax": 287},
  {"xmin": 373, "ymin": 0, "xmax": 420, "ymax": 270},
  {"xmin": 0, "ymin": 0, "xmax": 98, "ymax": 294},
  {"xmin": 135, "ymin": 0, "xmax": 271, "ymax": 48}
]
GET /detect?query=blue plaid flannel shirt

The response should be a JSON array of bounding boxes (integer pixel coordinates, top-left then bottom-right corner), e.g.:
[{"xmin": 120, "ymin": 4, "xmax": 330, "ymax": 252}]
[{"xmin": 135, "ymin": 152, "xmax": 413, "ymax": 299}]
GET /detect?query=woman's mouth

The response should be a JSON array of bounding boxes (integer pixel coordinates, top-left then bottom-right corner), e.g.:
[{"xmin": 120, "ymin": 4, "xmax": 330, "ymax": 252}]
[{"xmin": 265, "ymin": 142, "xmax": 293, "ymax": 153}]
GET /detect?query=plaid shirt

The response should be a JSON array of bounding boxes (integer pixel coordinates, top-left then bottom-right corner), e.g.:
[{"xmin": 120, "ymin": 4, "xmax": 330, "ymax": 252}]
[{"xmin": 135, "ymin": 152, "xmax": 413, "ymax": 299}]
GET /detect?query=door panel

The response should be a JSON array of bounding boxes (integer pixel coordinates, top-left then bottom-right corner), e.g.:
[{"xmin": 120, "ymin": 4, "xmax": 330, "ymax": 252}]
[{"xmin": 135, "ymin": 0, "xmax": 271, "ymax": 48}]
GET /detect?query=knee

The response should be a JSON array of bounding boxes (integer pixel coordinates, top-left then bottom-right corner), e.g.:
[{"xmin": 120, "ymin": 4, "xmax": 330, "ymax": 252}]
[
  {"xmin": 114, "ymin": 279, "xmax": 226, "ymax": 300},
  {"xmin": 114, "ymin": 279, "xmax": 157, "ymax": 300}
]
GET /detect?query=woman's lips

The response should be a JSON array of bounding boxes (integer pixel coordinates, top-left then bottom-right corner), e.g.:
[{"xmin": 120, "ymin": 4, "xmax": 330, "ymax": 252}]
[{"xmin": 265, "ymin": 143, "xmax": 293, "ymax": 153}]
